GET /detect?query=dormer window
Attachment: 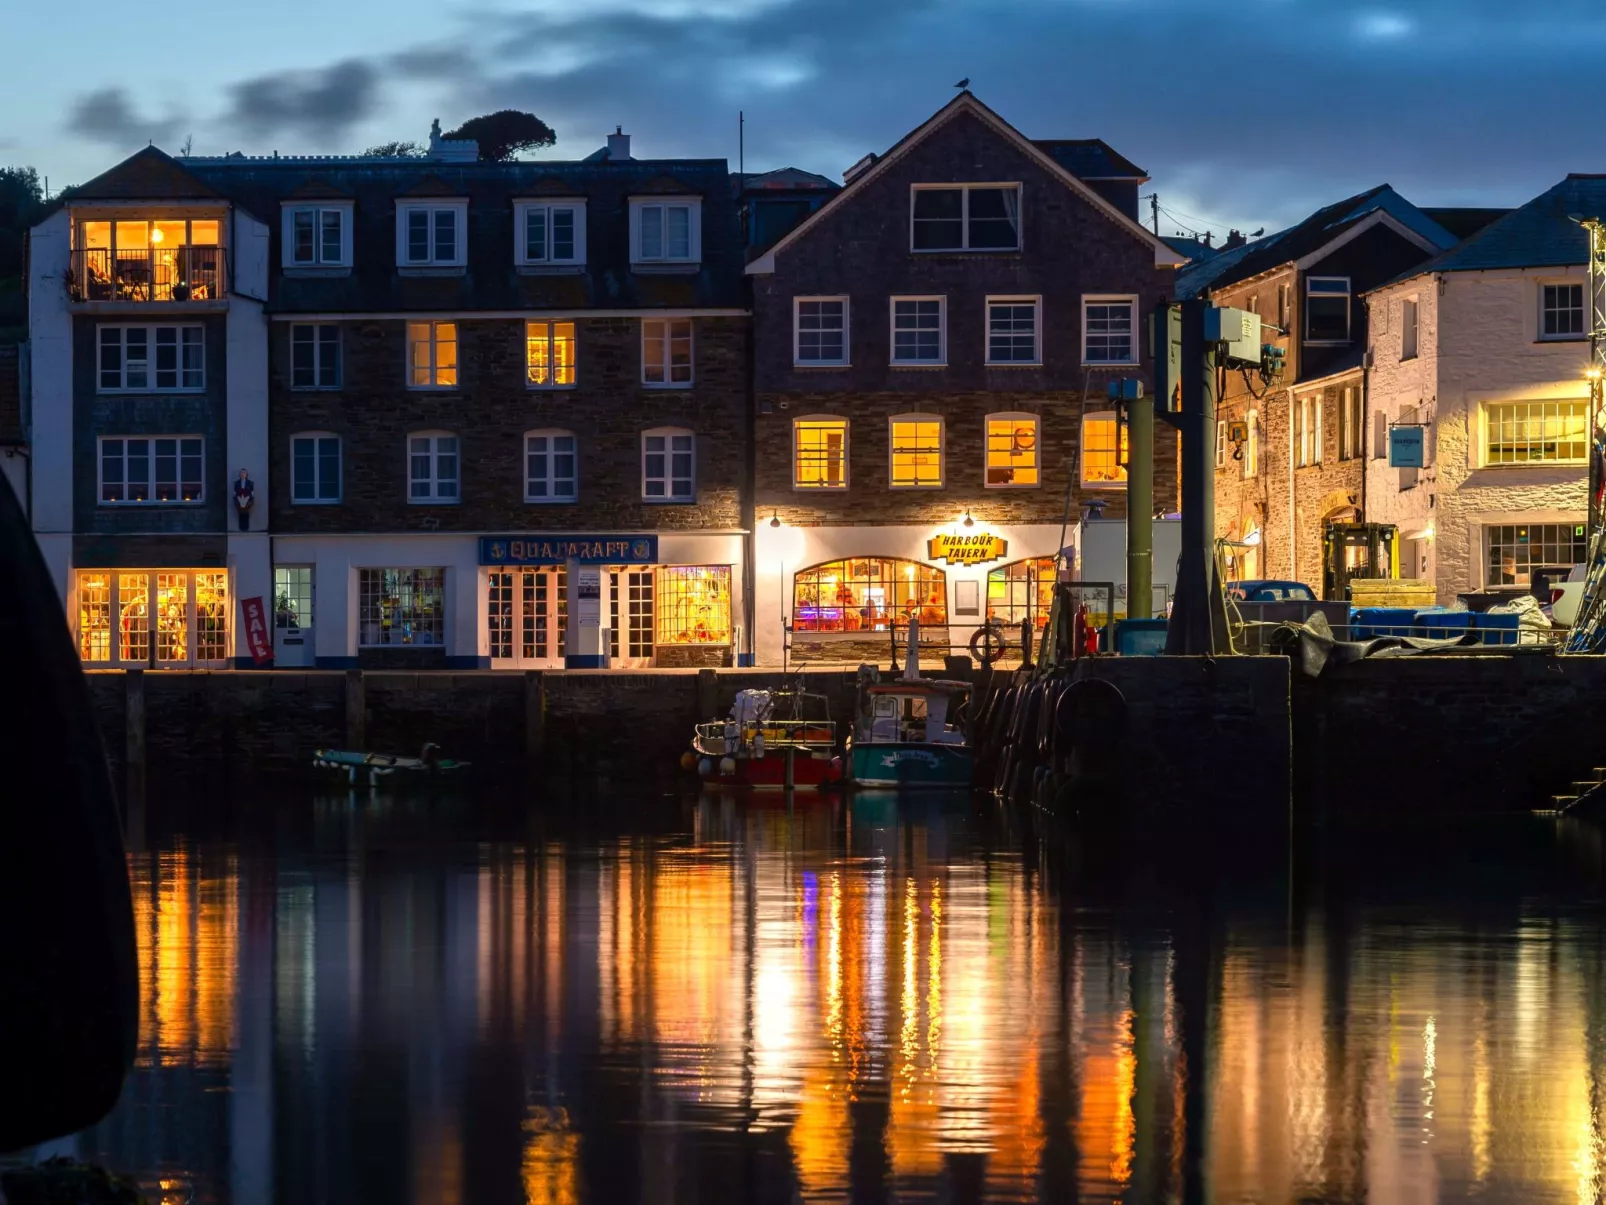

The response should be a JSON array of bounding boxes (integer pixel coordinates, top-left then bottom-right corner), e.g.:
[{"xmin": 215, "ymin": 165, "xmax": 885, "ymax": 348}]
[
  {"xmin": 910, "ymin": 184, "xmax": 1021, "ymax": 252},
  {"xmin": 281, "ymin": 204, "xmax": 352, "ymax": 270},
  {"xmin": 396, "ymin": 201, "xmax": 468, "ymax": 269},
  {"xmin": 630, "ymin": 198, "xmax": 702, "ymax": 266},
  {"xmin": 515, "ymin": 199, "xmax": 586, "ymax": 267}
]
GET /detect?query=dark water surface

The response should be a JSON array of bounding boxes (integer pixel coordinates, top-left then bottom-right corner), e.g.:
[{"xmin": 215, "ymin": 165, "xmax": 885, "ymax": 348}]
[{"xmin": 20, "ymin": 789, "xmax": 1606, "ymax": 1204}]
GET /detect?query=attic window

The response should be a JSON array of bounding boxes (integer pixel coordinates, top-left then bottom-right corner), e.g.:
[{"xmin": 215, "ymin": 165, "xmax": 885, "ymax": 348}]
[
  {"xmin": 1305, "ymin": 276, "xmax": 1351, "ymax": 344},
  {"xmin": 630, "ymin": 197, "xmax": 702, "ymax": 265},
  {"xmin": 280, "ymin": 203, "xmax": 351, "ymax": 270},
  {"xmin": 515, "ymin": 199, "xmax": 586, "ymax": 267},
  {"xmin": 910, "ymin": 184, "xmax": 1021, "ymax": 252},
  {"xmin": 396, "ymin": 201, "xmax": 467, "ymax": 269}
]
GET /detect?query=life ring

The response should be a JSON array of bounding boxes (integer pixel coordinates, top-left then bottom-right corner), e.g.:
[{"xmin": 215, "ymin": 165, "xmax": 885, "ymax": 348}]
[{"xmin": 969, "ymin": 622, "xmax": 1008, "ymax": 666}]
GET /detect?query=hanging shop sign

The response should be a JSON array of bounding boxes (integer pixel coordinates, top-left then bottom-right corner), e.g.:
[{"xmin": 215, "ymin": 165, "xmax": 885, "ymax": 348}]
[
  {"xmin": 1389, "ymin": 425, "xmax": 1425, "ymax": 468},
  {"xmin": 479, "ymin": 535, "xmax": 659, "ymax": 566},
  {"xmin": 240, "ymin": 596, "xmax": 273, "ymax": 665},
  {"xmin": 927, "ymin": 533, "xmax": 1008, "ymax": 566}
]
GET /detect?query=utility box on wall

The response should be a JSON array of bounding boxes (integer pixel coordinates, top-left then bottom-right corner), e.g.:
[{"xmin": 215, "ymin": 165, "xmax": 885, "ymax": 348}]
[{"xmin": 1205, "ymin": 306, "xmax": 1262, "ymax": 366}]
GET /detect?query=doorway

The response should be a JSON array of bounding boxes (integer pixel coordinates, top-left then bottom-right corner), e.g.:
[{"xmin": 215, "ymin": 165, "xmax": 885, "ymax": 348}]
[
  {"xmin": 274, "ymin": 566, "xmax": 314, "ymax": 667},
  {"xmin": 488, "ymin": 568, "xmax": 567, "ymax": 667},
  {"xmin": 608, "ymin": 569, "xmax": 655, "ymax": 666}
]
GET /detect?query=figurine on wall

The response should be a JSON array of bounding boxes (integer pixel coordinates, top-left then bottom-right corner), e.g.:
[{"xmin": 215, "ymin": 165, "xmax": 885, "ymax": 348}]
[{"xmin": 233, "ymin": 468, "xmax": 255, "ymax": 532}]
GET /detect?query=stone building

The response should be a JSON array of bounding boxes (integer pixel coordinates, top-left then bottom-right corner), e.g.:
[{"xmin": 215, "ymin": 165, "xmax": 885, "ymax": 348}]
[
  {"xmin": 1365, "ymin": 176, "xmax": 1605, "ymax": 604},
  {"xmin": 29, "ymin": 126, "xmax": 752, "ymax": 669},
  {"xmin": 1181, "ymin": 187, "xmax": 1461, "ymax": 595},
  {"xmin": 748, "ymin": 92, "xmax": 1186, "ymax": 665}
]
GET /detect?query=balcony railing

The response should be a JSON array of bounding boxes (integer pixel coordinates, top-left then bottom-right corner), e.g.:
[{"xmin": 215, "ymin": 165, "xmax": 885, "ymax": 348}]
[{"xmin": 70, "ymin": 247, "xmax": 226, "ymax": 304}]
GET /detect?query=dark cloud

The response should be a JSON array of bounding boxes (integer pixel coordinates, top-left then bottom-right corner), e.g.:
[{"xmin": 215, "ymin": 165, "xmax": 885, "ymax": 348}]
[
  {"xmin": 389, "ymin": 45, "xmax": 477, "ymax": 80},
  {"xmin": 223, "ymin": 59, "xmax": 378, "ymax": 144},
  {"xmin": 66, "ymin": 87, "xmax": 185, "ymax": 150}
]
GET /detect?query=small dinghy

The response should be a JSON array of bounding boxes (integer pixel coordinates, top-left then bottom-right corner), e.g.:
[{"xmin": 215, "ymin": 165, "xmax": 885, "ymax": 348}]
[{"xmin": 312, "ymin": 742, "xmax": 470, "ymax": 786}]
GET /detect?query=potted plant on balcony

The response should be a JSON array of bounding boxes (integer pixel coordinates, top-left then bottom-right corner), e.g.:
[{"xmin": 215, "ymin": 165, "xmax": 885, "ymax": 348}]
[{"xmin": 170, "ymin": 280, "xmax": 193, "ymax": 302}]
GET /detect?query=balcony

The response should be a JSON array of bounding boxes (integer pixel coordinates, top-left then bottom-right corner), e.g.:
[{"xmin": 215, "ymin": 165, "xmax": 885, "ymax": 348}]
[{"xmin": 69, "ymin": 246, "xmax": 226, "ymax": 305}]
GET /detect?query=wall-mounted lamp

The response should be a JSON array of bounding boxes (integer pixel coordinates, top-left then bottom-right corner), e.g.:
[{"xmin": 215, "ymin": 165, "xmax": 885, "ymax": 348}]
[
  {"xmin": 961, "ymin": 511, "xmax": 975, "ymax": 528},
  {"xmin": 1588, "ymin": 366, "xmax": 1603, "ymax": 382},
  {"xmin": 769, "ymin": 512, "xmax": 781, "ymax": 528}
]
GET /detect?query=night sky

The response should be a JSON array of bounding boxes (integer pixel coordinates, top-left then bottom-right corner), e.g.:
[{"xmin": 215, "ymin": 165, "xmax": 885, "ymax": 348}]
[{"xmin": 7, "ymin": 0, "xmax": 1605, "ymax": 235}]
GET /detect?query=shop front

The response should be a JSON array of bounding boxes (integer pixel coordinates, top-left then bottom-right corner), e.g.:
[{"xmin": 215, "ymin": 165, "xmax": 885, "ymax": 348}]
[
  {"xmin": 753, "ymin": 521, "xmax": 1070, "ymax": 667},
  {"xmin": 75, "ymin": 569, "xmax": 232, "ymax": 668}
]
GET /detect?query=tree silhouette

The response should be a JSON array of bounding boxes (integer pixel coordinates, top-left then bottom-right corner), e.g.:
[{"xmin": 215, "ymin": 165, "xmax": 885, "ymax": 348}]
[
  {"xmin": 442, "ymin": 111, "xmax": 556, "ymax": 162},
  {"xmin": 361, "ymin": 140, "xmax": 425, "ymax": 158}
]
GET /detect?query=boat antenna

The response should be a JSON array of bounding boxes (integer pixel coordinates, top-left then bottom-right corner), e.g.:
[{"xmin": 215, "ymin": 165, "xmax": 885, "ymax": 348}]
[{"xmin": 902, "ymin": 617, "xmax": 921, "ymax": 681}]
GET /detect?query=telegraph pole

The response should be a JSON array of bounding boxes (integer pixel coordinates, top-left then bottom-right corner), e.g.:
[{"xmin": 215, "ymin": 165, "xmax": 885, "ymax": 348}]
[{"xmin": 1125, "ymin": 384, "xmax": 1155, "ymax": 620}]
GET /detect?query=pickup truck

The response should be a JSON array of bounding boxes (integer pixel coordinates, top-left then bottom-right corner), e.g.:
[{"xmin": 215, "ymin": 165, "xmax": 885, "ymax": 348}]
[{"xmin": 1550, "ymin": 564, "xmax": 1588, "ymax": 627}]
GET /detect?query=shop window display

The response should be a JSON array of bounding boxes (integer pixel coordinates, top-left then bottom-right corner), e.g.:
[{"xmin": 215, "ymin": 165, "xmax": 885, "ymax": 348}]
[
  {"xmin": 657, "ymin": 566, "xmax": 731, "ymax": 645},
  {"xmin": 359, "ymin": 568, "xmax": 445, "ymax": 647},
  {"xmin": 792, "ymin": 558, "xmax": 947, "ymax": 633},
  {"xmin": 987, "ymin": 558, "xmax": 1058, "ymax": 632}
]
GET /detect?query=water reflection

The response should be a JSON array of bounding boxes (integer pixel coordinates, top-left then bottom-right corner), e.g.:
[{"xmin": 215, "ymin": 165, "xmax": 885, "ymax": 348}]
[{"xmin": 23, "ymin": 794, "xmax": 1606, "ymax": 1203}]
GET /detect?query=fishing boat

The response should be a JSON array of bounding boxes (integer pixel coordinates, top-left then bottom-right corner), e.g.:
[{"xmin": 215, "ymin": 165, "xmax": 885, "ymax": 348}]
[
  {"xmin": 846, "ymin": 621, "xmax": 975, "ymax": 789},
  {"xmin": 312, "ymin": 742, "xmax": 470, "ymax": 786},
  {"xmin": 689, "ymin": 687, "xmax": 840, "ymax": 790}
]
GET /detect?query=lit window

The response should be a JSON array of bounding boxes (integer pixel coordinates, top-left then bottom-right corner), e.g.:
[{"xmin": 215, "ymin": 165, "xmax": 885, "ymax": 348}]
[
  {"xmin": 358, "ymin": 568, "xmax": 445, "ymax": 647},
  {"xmin": 1306, "ymin": 276, "xmax": 1351, "ymax": 343},
  {"xmin": 77, "ymin": 218, "xmax": 226, "ymax": 301},
  {"xmin": 792, "ymin": 558, "xmax": 947, "ymax": 633},
  {"xmin": 1541, "ymin": 284, "xmax": 1586, "ymax": 340},
  {"xmin": 99, "ymin": 436, "xmax": 204, "ymax": 503},
  {"xmin": 1485, "ymin": 523, "xmax": 1587, "ymax": 588},
  {"xmin": 408, "ymin": 431, "xmax": 459, "ymax": 503},
  {"xmin": 794, "ymin": 418, "xmax": 848, "ymax": 489},
  {"xmin": 98, "ymin": 325, "xmax": 204, "ymax": 392},
  {"xmin": 986, "ymin": 413, "xmax": 1039, "ymax": 487},
  {"xmin": 407, "ymin": 321, "xmax": 457, "ymax": 388},
  {"xmin": 910, "ymin": 185, "xmax": 1021, "ymax": 251},
  {"xmin": 643, "ymin": 428, "xmax": 695, "ymax": 501},
  {"xmin": 1296, "ymin": 395, "xmax": 1324, "ymax": 466},
  {"xmin": 290, "ymin": 433, "xmax": 341, "ymax": 503},
  {"xmin": 657, "ymin": 566, "xmax": 732, "ymax": 645},
  {"xmin": 642, "ymin": 318, "xmax": 693, "ymax": 386},
  {"xmin": 285, "ymin": 206, "xmax": 348, "ymax": 268},
  {"xmin": 795, "ymin": 297, "xmax": 848, "ymax": 366},
  {"xmin": 986, "ymin": 558, "xmax": 1058, "ymax": 633},
  {"xmin": 1486, "ymin": 400, "xmax": 1588, "ymax": 464},
  {"xmin": 525, "ymin": 430, "xmax": 577, "ymax": 502},
  {"xmin": 526, "ymin": 321, "xmax": 577, "ymax": 387},
  {"xmin": 516, "ymin": 200, "xmax": 585, "ymax": 266},
  {"xmin": 1339, "ymin": 386, "xmax": 1364, "ymax": 460},
  {"xmin": 632, "ymin": 199, "xmax": 701, "ymax": 264},
  {"xmin": 275, "ymin": 566, "xmax": 313, "ymax": 632},
  {"xmin": 290, "ymin": 324, "xmax": 340, "ymax": 389},
  {"xmin": 77, "ymin": 572, "xmax": 112, "ymax": 662},
  {"xmin": 1081, "ymin": 413, "xmax": 1127, "ymax": 486},
  {"xmin": 890, "ymin": 415, "xmax": 943, "ymax": 487},
  {"xmin": 987, "ymin": 297, "xmax": 1040, "ymax": 364},
  {"xmin": 397, "ymin": 203, "xmax": 465, "ymax": 267},
  {"xmin": 1083, "ymin": 297, "xmax": 1137, "ymax": 365},
  {"xmin": 891, "ymin": 298, "xmax": 945, "ymax": 365}
]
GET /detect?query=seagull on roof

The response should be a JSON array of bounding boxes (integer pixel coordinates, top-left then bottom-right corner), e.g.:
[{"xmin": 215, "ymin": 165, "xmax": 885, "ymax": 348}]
[{"xmin": 955, "ymin": 78, "xmax": 970, "ymax": 90}]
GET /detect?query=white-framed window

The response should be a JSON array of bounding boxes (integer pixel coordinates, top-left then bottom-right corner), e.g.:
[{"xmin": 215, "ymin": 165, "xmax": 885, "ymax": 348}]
[
  {"xmin": 1540, "ymin": 283, "xmax": 1586, "ymax": 341},
  {"xmin": 514, "ymin": 199, "xmax": 586, "ymax": 267},
  {"xmin": 1296, "ymin": 394, "xmax": 1323, "ymax": 466},
  {"xmin": 986, "ymin": 412, "xmax": 1039, "ymax": 487},
  {"xmin": 97, "ymin": 325, "xmax": 204, "ymax": 392},
  {"xmin": 526, "ymin": 321, "xmax": 577, "ymax": 388},
  {"xmin": 407, "ymin": 321, "xmax": 458, "ymax": 389},
  {"xmin": 890, "ymin": 297, "xmax": 946, "ymax": 365},
  {"xmin": 642, "ymin": 428, "xmax": 695, "ymax": 501},
  {"xmin": 642, "ymin": 318, "xmax": 693, "ymax": 386},
  {"xmin": 889, "ymin": 414, "xmax": 944, "ymax": 488},
  {"xmin": 1305, "ymin": 276, "xmax": 1351, "ymax": 343},
  {"xmin": 1081, "ymin": 412, "xmax": 1127, "ymax": 487},
  {"xmin": 358, "ymin": 568, "xmax": 445, "ymax": 647},
  {"xmin": 794, "ymin": 297, "xmax": 849, "ymax": 366},
  {"xmin": 408, "ymin": 431, "xmax": 459, "ymax": 503},
  {"xmin": 986, "ymin": 296, "xmax": 1041, "ymax": 365},
  {"xmin": 1485, "ymin": 523, "xmax": 1588, "ymax": 589},
  {"xmin": 290, "ymin": 432, "xmax": 341, "ymax": 504},
  {"xmin": 1244, "ymin": 410, "xmax": 1258, "ymax": 477},
  {"xmin": 525, "ymin": 430, "xmax": 578, "ymax": 502},
  {"xmin": 910, "ymin": 184, "xmax": 1022, "ymax": 252},
  {"xmin": 1083, "ymin": 296, "xmax": 1138, "ymax": 365},
  {"xmin": 1486, "ymin": 399, "xmax": 1588, "ymax": 464},
  {"xmin": 290, "ymin": 324, "xmax": 341, "ymax": 389},
  {"xmin": 1276, "ymin": 283, "xmax": 1291, "ymax": 331},
  {"xmin": 98, "ymin": 436, "xmax": 204, "ymax": 504},
  {"xmin": 630, "ymin": 198, "xmax": 702, "ymax": 265},
  {"xmin": 1215, "ymin": 419, "xmax": 1227, "ymax": 468},
  {"xmin": 1339, "ymin": 386, "xmax": 1364, "ymax": 460},
  {"xmin": 793, "ymin": 417, "xmax": 848, "ymax": 489},
  {"xmin": 1401, "ymin": 297, "xmax": 1419, "ymax": 360},
  {"xmin": 282, "ymin": 203, "xmax": 351, "ymax": 269},
  {"xmin": 396, "ymin": 201, "xmax": 467, "ymax": 268}
]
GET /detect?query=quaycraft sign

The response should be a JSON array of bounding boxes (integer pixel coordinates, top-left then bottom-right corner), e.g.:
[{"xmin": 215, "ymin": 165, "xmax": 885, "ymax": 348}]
[
  {"xmin": 479, "ymin": 536, "xmax": 658, "ymax": 566},
  {"xmin": 927, "ymin": 533, "xmax": 1008, "ymax": 566}
]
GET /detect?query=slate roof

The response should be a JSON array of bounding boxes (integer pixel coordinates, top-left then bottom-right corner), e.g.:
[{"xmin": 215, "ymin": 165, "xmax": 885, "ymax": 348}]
[
  {"xmin": 1421, "ymin": 207, "xmax": 1513, "ymax": 241},
  {"xmin": 1031, "ymin": 139, "xmax": 1147, "ymax": 180},
  {"xmin": 736, "ymin": 168, "xmax": 839, "ymax": 193},
  {"xmin": 1176, "ymin": 185, "xmax": 1459, "ymax": 298},
  {"xmin": 1375, "ymin": 175, "xmax": 1606, "ymax": 288},
  {"xmin": 76, "ymin": 148, "xmax": 750, "ymax": 312}
]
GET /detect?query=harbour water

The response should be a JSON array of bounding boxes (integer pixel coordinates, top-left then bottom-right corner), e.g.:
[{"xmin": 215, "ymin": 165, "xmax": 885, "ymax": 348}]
[{"xmin": 21, "ymin": 788, "xmax": 1606, "ymax": 1204}]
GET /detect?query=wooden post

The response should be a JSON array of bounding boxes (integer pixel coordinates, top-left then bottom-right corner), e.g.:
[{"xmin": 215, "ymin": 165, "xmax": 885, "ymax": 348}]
[
  {"xmin": 345, "ymin": 669, "xmax": 365, "ymax": 751},
  {"xmin": 525, "ymin": 670, "xmax": 546, "ymax": 778},
  {"xmin": 784, "ymin": 743, "xmax": 796, "ymax": 793},
  {"xmin": 125, "ymin": 669, "xmax": 146, "ymax": 813},
  {"xmin": 697, "ymin": 667, "xmax": 718, "ymax": 724}
]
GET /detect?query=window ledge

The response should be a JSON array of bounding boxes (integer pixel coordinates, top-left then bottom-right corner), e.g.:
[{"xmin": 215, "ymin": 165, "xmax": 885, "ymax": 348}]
[
  {"xmin": 642, "ymin": 498, "xmax": 697, "ymax": 504},
  {"xmin": 1303, "ymin": 341, "xmax": 1351, "ymax": 348},
  {"xmin": 517, "ymin": 264, "xmax": 586, "ymax": 275},
  {"xmin": 632, "ymin": 263, "xmax": 700, "ymax": 274},
  {"xmin": 793, "ymin": 485, "xmax": 849, "ymax": 492},
  {"xmin": 909, "ymin": 249, "xmax": 1022, "ymax": 256},
  {"xmin": 405, "ymin": 386, "xmax": 460, "ymax": 393},
  {"xmin": 398, "ymin": 266, "xmax": 467, "ymax": 277},
  {"xmin": 1082, "ymin": 360, "xmax": 1139, "ymax": 369},
  {"xmin": 793, "ymin": 362, "xmax": 851, "ymax": 370},
  {"xmin": 986, "ymin": 361, "xmax": 1043, "ymax": 369},
  {"xmin": 1536, "ymin": 336, "xmax": 1588, "ymax": 344},
  {"xmin": 641, "ymin": 382, "xmax": 695, "ymax": 391},
  {"xmin": 984, "ymin": 483, "xmax": 1042, "ymax": 490},
  {"xmin": 289, "ymin": 386, "xmax": 343, "ymax": 393},
  {"xmin": 97, "ymin": 501, "xmax": 206, "ymax": 507},
  {"xmin": 526, "ymin": 384, "xmax": 579, "ymax": 392},
  {"xmin": 96, "ymin": 390, "xmax": 208, "ymax": 397},
  {"xmin": 284, "ymin": 266, "xmax": 352, "ymax": 277},
  {"xmin": 407, "ymin": 499, "xmax": 461, "ymax": 506},
  {"xmin": 1479, "ymin": 461, "xmax": 1586, "ymax": 470},
  {"xmin": 888, "ymin": 485, "xmax": 946, "ymax": 491},
  {"xmin": 1081, "ymin": 482, "xmax": 1128, "ymax": 490},
  {"xmin": 890, "ymin": 362, "xmax": 947, "ymax": 370},
  {"xmin": 290, "ymin": 499, "xmax": 342, "ymax": 506},
  {"xmin": 524, "ymin": 498, "xmax": 579, "ymax": 504}
]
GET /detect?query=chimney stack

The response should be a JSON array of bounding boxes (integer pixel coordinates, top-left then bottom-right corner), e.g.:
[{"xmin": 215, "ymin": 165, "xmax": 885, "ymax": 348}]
[
  {"xmin": 607, "ymin": 126, "xmax": 631, "ymax": 161},
  {"xmin": 1223, "ymin": 228, "xmax": 1247, "ymax": 250}
]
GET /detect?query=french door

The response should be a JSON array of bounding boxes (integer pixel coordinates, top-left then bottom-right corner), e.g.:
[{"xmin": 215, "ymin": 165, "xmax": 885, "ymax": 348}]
[
  {"xmin": 608, "ymin": 569, "xmax": 655, "ymax": 666},
  {"xmin": 76, "ymin": 570, "xmax": 231, "ymax": 668},
  {"xmin": 487, "ymin": 568, "xmax": 567, "ymax": 667}
]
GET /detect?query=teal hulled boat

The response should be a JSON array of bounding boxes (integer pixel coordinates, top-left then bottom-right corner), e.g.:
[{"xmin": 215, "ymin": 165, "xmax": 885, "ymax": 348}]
[{"xmin": 845, "ymin": 624, "xmax": 974, "ymax": 789}]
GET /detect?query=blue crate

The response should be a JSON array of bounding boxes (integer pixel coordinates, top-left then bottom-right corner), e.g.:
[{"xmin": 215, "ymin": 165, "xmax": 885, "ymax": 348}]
[
  {"xmin": 1476, "ymin": 612, "xmax": 1521, "ymax": 645},
  {"xmin": 1351, "ymin": 606, "xmax": 1420, "ymax": 640},
  {"xmin": 1415, "ymin": 609, "xmax": 1476, "ymax": 639},
  {"xmin": 1113, "ymin": 618, "xmax": 1168, "ymax": 656}
]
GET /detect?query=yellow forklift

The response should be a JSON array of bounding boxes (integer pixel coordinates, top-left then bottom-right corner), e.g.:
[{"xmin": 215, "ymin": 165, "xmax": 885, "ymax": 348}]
[{"xmin": 1322, "ymin": 521, "xmax": 1399, "ymax": 600}]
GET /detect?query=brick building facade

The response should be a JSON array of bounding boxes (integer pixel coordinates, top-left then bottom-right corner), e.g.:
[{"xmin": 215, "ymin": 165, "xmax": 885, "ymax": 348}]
[{"xmin": 748, "ymin": 93, "xmax": 1184, "ymax": 664}]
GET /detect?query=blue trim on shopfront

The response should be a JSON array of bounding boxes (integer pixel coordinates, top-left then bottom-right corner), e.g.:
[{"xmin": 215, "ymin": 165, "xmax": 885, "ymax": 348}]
[
  {"xmin": 566, "ymin": 654, "xmax": 608, "ymax": 668},
  {"xmin": 446, "ymin": 655, "xmax": 492, "ymax": 669},
  {"xmin": 316, "ymin": 656, "xmax": 359, "ymax": 669},
  {"xmin": 737, "ymin": 652, "xmax": 755, "ymax": 667}
]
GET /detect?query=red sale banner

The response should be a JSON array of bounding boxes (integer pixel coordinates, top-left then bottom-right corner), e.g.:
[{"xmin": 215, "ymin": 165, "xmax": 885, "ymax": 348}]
[{"xmin": 240, "ymin": 596, "xmax": 273, "ymax": 666}]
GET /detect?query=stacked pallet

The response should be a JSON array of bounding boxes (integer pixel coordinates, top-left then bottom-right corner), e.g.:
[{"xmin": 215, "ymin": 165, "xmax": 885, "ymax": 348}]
[{"xmin": 1347, "ymin": 578, "xmax": 1438, "ymax": 608}]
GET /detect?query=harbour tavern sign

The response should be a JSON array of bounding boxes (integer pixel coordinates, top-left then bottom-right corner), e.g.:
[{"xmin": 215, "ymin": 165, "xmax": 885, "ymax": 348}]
[{"xmin": 927, "ymin": 532, "xmax": 1008, "ymax": 566}]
